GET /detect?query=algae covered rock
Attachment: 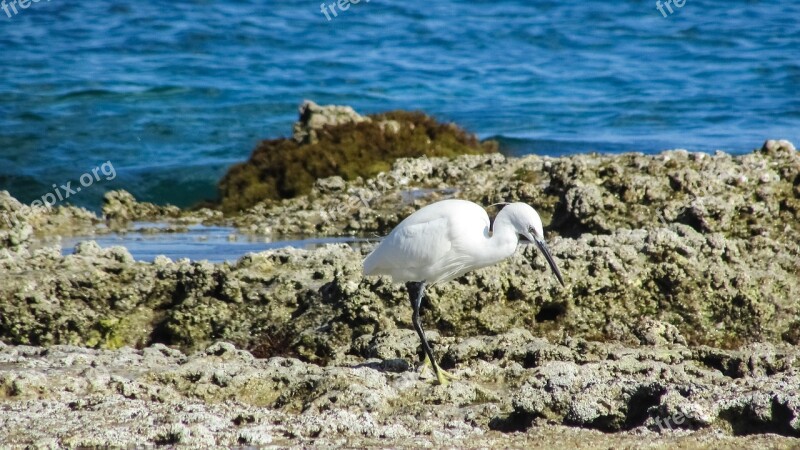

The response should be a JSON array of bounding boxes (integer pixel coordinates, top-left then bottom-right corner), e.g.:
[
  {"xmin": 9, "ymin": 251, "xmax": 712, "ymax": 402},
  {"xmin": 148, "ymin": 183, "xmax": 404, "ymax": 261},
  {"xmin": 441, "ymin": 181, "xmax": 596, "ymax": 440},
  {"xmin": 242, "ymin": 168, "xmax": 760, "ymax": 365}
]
[
  {"xmin": 1, "ymin": 222, "xmax": 797, "ymax": 356},
  {"xmin": 0, "ymin": 190, "xmax": 33, "ymax": 250},
  {"xmin": 217, "ymin": 101, "xmax": 497, "ymax": 212}
]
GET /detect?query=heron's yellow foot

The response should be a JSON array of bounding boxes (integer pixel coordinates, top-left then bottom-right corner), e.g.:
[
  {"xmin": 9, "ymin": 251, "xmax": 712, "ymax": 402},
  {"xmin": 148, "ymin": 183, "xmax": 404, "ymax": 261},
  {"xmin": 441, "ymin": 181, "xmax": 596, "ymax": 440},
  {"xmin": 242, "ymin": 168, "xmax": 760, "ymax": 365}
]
[{"xmin": 422, "ymin": 355, "xmax": 459, "ymax": 385}]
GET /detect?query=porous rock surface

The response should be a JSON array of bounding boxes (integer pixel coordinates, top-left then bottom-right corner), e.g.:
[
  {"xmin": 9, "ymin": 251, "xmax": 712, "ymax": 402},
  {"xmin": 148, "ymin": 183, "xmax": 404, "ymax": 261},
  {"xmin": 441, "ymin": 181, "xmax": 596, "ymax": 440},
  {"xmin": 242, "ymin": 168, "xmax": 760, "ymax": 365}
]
[
  {"xmin": 0, "ymin": 138, "xmax": 798, "ymax": 447},
  {"xmin": 235, "ymin": 139, "xmax": 799, "ymax": 241},
  {"xmin": 1, "ymin": 336, "xmax": 798, "ymax": 448}
]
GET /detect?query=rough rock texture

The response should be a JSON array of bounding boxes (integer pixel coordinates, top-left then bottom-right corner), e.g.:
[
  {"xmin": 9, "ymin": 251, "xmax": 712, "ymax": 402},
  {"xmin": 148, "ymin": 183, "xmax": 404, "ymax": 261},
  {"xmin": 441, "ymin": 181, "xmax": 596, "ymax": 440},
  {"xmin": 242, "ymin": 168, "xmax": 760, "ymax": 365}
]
[
  {"xmin": 0, "ymin": 224, "xmax": 797, "ymax": 359},
  {"xmin": 102, "ymin": 189, "xmax": 183, "ymax": 222},
  {"xmin": 217, "ymin": 101, "xmax": 497, "ymax": 212},
  {"xmin": 292, "ymin": 99, "xmax": 371, "ymax": 145},
  {"xmin": 0, "ymin": 190, "xmax": 100, "ymax": 249},
  {"xmin": 1, "ymin": 335, "xmax": 799, "ymax": 448},
  {"xmin": 1, "ymin": 134, "xmax": 798, "ymax": 446},
  {"xmin": 234, "ymin": 139, "xmax": 800, "ymax": 241}
]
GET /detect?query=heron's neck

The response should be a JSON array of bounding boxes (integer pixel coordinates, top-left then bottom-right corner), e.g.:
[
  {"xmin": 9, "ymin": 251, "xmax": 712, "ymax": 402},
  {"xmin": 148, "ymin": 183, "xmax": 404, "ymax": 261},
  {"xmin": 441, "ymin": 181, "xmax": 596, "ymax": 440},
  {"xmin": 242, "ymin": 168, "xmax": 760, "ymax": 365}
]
[{"xmin": 482, "ymin": 212, "xmax": 519, "ymax": 266}]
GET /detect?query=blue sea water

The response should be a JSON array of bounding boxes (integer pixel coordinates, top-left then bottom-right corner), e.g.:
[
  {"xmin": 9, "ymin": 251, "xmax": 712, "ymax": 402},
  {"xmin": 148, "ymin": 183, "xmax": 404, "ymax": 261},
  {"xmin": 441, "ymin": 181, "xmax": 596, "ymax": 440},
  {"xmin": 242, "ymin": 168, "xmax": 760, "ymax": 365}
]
[{"xmin": 1, "ymin": 0, "xmax": 798, "ymax": 209}]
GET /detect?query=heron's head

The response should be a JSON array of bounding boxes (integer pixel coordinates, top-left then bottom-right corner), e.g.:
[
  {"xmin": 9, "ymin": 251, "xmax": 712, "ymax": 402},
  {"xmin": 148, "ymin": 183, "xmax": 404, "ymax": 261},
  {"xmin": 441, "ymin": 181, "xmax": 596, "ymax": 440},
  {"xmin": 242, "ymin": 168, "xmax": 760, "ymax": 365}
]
[{"xmin": 503, "ymin": 203, "xmax": 565, "ymax": 287}]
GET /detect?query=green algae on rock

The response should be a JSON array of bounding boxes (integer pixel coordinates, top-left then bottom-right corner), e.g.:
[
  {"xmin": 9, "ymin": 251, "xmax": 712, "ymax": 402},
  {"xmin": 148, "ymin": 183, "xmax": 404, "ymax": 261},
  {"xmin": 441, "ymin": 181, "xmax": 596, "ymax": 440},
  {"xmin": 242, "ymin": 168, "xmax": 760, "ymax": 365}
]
[{"xmin": 217, "ymin": 100, "xmax": 498, "ymax": 212}]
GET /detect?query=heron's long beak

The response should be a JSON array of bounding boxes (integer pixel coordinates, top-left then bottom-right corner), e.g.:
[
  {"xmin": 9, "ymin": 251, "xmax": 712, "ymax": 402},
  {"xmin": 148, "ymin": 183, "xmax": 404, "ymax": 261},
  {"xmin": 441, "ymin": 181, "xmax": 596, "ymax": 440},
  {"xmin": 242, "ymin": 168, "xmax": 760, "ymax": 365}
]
[{"xmin": 534, "ymin": 238, "xmax": 565, "ymax": 287}]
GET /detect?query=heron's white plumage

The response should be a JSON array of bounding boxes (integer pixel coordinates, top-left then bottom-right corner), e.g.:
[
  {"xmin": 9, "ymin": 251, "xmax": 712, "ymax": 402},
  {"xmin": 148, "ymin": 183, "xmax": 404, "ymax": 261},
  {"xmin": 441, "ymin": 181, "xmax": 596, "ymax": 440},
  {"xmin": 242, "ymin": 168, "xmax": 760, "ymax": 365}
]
[
  {"xmin": 363, "ymin": 199, "xmax": 523, "ymax": 284},
  {"xmin": 362, "ymin": 198, "xmax": 563, "ymax": 385}
]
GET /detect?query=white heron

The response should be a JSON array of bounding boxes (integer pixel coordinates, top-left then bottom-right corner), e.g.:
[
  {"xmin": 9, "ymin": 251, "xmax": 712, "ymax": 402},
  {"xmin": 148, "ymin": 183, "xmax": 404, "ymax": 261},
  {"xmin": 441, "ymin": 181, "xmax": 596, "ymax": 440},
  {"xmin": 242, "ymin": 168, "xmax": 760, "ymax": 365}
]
[{"xmin": 363, "ymin": 199, "xmax": 565, "ymax": 385}]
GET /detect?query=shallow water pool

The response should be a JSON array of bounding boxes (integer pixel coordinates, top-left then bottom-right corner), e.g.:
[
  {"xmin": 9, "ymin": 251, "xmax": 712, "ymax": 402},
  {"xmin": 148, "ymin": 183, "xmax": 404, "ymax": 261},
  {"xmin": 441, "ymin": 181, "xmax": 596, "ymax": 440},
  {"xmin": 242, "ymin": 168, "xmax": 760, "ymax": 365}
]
[{"xmin": 58, "ymin": 224, "xmax": 372, "ymax": 263}]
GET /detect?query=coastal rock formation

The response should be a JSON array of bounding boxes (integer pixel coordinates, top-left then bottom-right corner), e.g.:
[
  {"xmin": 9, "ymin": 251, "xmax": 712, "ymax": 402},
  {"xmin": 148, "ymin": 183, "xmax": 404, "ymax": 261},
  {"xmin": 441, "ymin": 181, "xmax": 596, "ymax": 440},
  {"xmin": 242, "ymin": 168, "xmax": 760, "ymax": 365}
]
[
  {"xmin": 102, "ymin": 189, "xmax": 182, "ymax": 222},
  {"xmin": 235, "ymin": 139, "xmax": 800, "ymax": 242},
  {"xmin": 0, "ymin": 121, "xmax": 798, "ymax": 446},
  {"xmin": 0, "ymin": 190, "xmax": 99, "ymax": 249},
  {"xmin": 217, "ymin": 101, "xmax": 497, "ymax": 212},
  {"xmin": 0, "ymin": 222, "xmax": 797, "ymax": 357},
  {"xmin": 291, "ymin": 100, "xmax": 370, "ymax": 145}
]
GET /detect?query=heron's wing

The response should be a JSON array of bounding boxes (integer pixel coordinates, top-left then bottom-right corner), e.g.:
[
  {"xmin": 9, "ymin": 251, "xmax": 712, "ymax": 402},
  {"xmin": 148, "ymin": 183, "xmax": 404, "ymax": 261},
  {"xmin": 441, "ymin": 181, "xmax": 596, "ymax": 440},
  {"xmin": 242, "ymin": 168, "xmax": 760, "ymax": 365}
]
[{"xmin": 363, "ymin": 216, "xmax": 451, "ymax": 276}]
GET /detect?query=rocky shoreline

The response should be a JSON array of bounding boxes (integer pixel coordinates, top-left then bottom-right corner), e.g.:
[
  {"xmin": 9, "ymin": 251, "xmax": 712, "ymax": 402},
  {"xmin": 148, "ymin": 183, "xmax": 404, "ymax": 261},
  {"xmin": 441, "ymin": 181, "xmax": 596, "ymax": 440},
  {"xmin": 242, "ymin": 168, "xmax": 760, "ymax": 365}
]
[
  {"xmin": 1, "ymin": 337, "xmax": 799, "ymax": 448},
  {"xmin": 0, "ymin": 104, "xmax": 798, "ymax": 447}
]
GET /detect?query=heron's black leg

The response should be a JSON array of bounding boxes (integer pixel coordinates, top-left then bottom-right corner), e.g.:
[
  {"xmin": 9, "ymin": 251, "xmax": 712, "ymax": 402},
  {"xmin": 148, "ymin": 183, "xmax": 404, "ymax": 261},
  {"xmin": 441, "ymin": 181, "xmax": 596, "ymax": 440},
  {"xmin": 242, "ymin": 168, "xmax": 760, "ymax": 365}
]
[
  {"xmin": 406, "ymin": 281, "xmax": 457, "ymax": 385},
  {"xmin": 406, "ymin": 281, "xmax": 438, "ymax": 374}
]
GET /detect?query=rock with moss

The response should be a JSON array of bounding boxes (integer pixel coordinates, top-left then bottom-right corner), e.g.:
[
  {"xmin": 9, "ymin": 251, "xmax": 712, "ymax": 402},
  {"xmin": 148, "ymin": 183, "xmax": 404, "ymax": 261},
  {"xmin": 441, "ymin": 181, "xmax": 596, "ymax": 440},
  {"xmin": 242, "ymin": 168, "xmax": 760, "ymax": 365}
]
[{"xmin": 217, "ymin": 101, "xmax": 498, "ymax": 212}]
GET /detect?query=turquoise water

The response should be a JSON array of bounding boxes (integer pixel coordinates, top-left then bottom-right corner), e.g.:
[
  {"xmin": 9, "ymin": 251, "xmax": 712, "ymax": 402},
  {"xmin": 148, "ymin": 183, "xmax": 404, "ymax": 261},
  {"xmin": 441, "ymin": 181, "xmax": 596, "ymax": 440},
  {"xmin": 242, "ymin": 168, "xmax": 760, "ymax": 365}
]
[{"xmin": 2, "ymin": 0, "xmax": 798, "ymax": 209}]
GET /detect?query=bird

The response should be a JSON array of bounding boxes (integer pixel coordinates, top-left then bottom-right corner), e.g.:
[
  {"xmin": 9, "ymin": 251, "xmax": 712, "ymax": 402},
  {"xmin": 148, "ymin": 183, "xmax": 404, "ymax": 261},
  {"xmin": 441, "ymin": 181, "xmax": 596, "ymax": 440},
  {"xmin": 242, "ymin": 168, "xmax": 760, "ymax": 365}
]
[{"xmin": 362, "ymin": 199, "xmax": 565, "ymax": 385}]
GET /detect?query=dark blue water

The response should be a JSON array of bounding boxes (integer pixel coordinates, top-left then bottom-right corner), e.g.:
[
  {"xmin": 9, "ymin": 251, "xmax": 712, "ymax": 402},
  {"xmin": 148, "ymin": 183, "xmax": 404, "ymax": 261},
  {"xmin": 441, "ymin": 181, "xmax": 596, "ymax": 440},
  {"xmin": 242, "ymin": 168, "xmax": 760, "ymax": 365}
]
[{"xmin": 2, "ymin": 0, "xmax": 798, "ymax": 209}]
